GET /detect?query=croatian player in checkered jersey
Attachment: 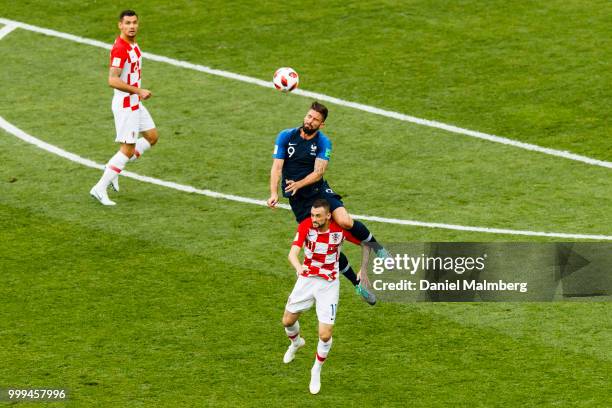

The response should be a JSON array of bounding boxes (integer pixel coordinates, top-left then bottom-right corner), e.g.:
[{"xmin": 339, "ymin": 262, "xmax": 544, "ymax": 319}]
[
  {"xmin": 282, "ymin": 199, "xmax": 370, "ymax": 394},
  {"xmin": 90, "ymin": 10, "xmax": 159, "ymax": 206}
]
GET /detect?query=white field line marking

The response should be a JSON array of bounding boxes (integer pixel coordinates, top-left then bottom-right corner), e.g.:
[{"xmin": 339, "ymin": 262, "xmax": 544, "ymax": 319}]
[
  {"xmin": 0, "ymin": 23, "xmax": 17, "ymax": 40},
  {"xmin": 1, "ymin": 116, "xmax": 611, "ymax": 240},
  {"xmin": 1, "ymin": 17, "xmax": 611, "ymax": 170}
]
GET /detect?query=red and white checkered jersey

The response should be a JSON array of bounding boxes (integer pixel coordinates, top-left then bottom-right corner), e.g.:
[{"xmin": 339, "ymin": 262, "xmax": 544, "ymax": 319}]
[
  {"xmin": 292, "ymin": 219, "xmax": 361, "ymax": 281},
  {"xmin": 110, "ymin": 36, "xmax": 142, "ymax": 111}
]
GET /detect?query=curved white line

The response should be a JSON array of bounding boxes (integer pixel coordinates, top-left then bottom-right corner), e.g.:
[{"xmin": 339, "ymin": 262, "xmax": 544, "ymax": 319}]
[
  {"xmin": 0, "ymin": 17, "xmax": 610, "ymax": 170},
  {"xmin": 1, "ymin": 116, "xmax": 610, "ymax": 240},
  {"xmin": 0, "ymin": 23, "xmax": 17, "ymax": 40}
]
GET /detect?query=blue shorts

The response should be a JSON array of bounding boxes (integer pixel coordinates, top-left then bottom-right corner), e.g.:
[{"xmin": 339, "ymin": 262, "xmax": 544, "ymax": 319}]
[{"xmin": 289, "ymin": 183, "xmax": 344, "ymax": 223}]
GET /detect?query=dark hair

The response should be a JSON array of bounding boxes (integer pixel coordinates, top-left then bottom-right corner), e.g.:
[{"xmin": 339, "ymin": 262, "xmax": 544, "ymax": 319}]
[
  {"xmin": 310, "ymin": 101, "xmax": 328, "ymax": 121},
  {"xmin": 312, "ymin": 198, "xmax": 330, "ymax": 212},
  {"xmin": 119, "ymin": 10, "xmax": 138, "ymax": 21}
]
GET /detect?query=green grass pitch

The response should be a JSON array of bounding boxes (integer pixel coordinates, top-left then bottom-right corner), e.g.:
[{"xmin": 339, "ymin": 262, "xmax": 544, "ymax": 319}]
[{"xmin": 0, "ymin": 1, "xmax": 610, "ymax": 406}]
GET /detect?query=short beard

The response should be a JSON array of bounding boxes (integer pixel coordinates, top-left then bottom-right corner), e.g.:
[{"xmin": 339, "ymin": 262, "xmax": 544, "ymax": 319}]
[{"xmin": 301, "ymin": 125, "xmax": 317, "ymax": 135}]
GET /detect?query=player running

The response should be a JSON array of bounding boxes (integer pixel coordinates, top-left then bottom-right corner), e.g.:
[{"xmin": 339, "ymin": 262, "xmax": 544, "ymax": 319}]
[
  {"xmin": 90, "ymin": 10, "xmax": 159, "ymax": 206},
  {"xmin": 267, "ymin": 101, "xmax": 388, "ymax": 305},
  {"xmin": 282, "ymin": 199, "xmax": 370, "ymax": 394}
]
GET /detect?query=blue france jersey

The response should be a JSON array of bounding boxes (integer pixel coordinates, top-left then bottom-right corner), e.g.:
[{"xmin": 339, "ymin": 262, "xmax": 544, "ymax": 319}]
[{"xmin": 272, "ymin": 127, "xmax": 332, "ymax": 198}]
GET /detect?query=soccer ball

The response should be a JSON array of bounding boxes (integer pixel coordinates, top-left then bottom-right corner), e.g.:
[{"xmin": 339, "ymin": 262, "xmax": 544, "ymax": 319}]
[{"xmin": 273, "ymin": 67, "xmax": 299, "ymax": 92}]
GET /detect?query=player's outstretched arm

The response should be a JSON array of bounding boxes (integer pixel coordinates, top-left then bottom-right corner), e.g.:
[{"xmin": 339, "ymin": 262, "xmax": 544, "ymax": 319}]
[
  {"xmin": 288, "ymin": 245, "xmax": 305, "ymax": 276},
  {"xmin": 108, "ymin": 67, "xmax": 151, "ymax": 100},
  {"xmin": 267, "ymin": 158, "xmax": 284, "ymax": 207},
  {"xmin": 284, "ymin": 158, "xmax": 328, "ymax": 196}
]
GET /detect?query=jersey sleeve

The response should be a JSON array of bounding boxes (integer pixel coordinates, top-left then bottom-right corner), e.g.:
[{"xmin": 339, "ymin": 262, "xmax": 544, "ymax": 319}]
[
  {"xmin": 317, "ymin": 134, "xmax": 332, "ymax": 161},
  {"xmin": 273, "ymin": 130, "xmax": 291, "ymax": 159},
  {"xmin": 292, "ymin": 219, "xmax": 310, "ymax": 247},
  {"xmin": 109, "ymin": 45, "xmax": 128, "ymax": 69},
  {"xmin": 343, "ymin": 229, "xmax": 361, "ymax": 245}
]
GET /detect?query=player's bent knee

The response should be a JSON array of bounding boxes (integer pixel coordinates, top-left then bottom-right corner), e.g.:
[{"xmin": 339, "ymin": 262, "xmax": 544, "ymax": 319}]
[
  {"xmin": 318, "ymin": 325, "xmax": 333, "ymax": 342},
  {"xmin": 332, "ymin": 208, "xmax": 353, "ymax": 229},
  {"xmin": 339, "ymin": 220, "xmax": 351, "ymax": 230},
  {"xmin": 120, "ymin": 144, "xmax": 135, "ymax": 157},
  {"xmin": 143, "ymin": 129, "xmax": 159, "ymax": 145},
  {"xmin": 282, "ymin": 312, "xmax": 298, "ymax": 327},
  {"xmin": 336, "ymin": 215, "xmax": 353, "ymax": 230}
]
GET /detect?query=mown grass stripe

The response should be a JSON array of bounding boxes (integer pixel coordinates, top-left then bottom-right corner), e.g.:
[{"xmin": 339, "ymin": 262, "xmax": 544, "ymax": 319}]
[{"xmin": 1, "ymin": 17, "xmax": 610, "ymax": 170}]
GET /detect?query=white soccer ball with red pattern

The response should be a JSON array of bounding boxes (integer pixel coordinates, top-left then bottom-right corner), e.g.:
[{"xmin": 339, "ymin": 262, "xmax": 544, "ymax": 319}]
[{"xmin": 273, "ymin": 67, "xmax": 299, "ymax": 92}]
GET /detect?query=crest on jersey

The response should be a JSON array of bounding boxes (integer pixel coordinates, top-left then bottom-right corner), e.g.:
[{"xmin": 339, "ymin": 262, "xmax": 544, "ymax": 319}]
[
  {"xmin": 128, "ymin": 50, "xmax": 138, "ymax": 62},
  {"xmin": 330, "ymin": 232, "xmax": 343, "ymax": 244},
  {"xmin": 310, "ymin": 144, "xmax": 317, "ymax": 156}
]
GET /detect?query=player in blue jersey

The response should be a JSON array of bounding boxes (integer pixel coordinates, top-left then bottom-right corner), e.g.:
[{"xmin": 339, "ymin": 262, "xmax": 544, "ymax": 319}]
[{"xmin": 267, "ymin": 101, "xmax": 388, "ymax": 305}]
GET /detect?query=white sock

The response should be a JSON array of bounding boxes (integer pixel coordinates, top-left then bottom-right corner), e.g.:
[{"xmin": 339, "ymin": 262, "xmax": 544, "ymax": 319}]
[
  {"xmin": 96, "ymin": 151, "xmax": 130, "ymax": 189},
  {"xmin": 314, "ymin": 337, "xmax": 333, "ymax": 368},
  {"xmin": 129, "ymin": 137, "xmax": 152, "ymax": 161},
  {"xmin": 284, "ymin": 321, "xmax": 300, "ymax": 346}
]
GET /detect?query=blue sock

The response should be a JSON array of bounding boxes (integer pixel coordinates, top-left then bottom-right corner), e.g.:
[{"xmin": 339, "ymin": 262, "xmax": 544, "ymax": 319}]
[
  {"xmin": 339, "ymin": 252, "xmax": 359, "ymax": 286},
  {"xmin": 349, "ymin": 220, "xmax": 383, "ymax": 251}
]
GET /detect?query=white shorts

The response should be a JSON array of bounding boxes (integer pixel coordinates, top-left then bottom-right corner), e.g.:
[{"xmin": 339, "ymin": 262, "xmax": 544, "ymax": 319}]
[
  {"xmin": 285, "ymin": 276, "xmax": 339, "ymax": 325},
  {"xmin": 113, "ymin": 103, "xmax": 155, "ymax": 144}
]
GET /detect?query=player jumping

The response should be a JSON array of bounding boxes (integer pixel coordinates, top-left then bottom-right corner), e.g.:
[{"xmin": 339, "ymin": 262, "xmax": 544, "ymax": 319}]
[
  {"xmin": 90, "ymin": 10, "xmax": 159, "ymax": 206},
  {"xmin": 267, "ymin": 101, "xmax": 388, "ymax": 305},
  {"xmin": 282, "ymin": 199, "xmax": 370, "ymax": 394}
]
